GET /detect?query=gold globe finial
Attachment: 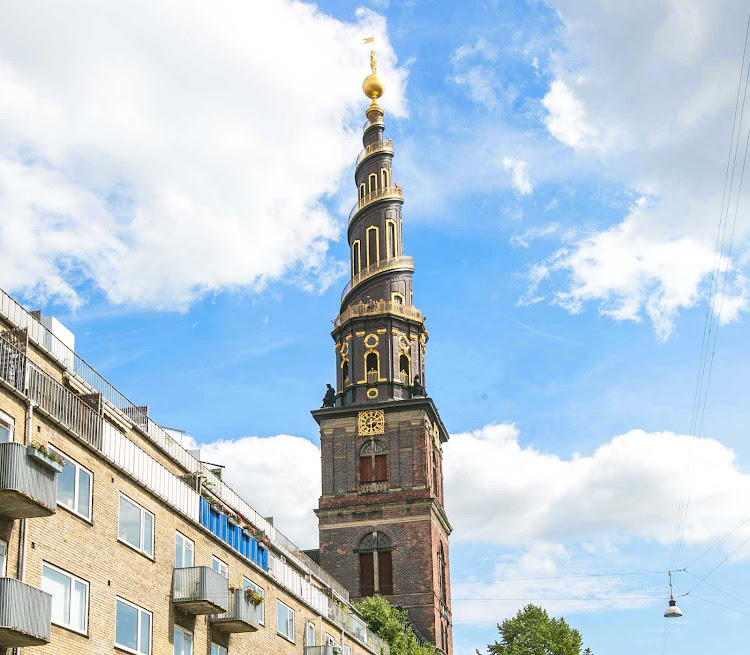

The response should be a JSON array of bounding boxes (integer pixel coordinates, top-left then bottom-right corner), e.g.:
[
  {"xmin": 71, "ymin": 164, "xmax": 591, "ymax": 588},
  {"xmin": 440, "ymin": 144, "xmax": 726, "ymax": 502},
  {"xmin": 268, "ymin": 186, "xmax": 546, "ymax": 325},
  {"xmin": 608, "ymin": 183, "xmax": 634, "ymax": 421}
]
[{"xmin": 362, "ymin": 50, "xmax": 384, "ymax": 103}]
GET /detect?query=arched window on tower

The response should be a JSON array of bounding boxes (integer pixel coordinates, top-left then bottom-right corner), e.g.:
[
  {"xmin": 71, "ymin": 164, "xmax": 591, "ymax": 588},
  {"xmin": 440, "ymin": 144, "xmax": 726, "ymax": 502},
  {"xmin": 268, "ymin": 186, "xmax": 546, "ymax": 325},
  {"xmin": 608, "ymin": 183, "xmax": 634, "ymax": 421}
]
[
  {"xmin": 366, "ymin": 351, "xmax": 379, "ymax": 385},
  {"xmin": 352, "ymin": 240, "xmax": 361, "ymax": 276},
  {"xmin": 366, "ymin": 226, "xmax": 379, "ymax": 266},
  {"xmin": 359, "ymin": 531, "xmax": 393, "ymax": 597},
  {"xmin": 386, "ymin": 220, "xmax": 396, "ymax": 259},
  {"xmin": 342, "ymin": 360, "xmax": 350, "ymax": 387},
  {"xmin": 360, "ymin": 439, "xmax": 387, "ymax": 484},
  {"xmin": 359, "ymin": 183, "xmax": 366, "ymax": 200},
  {"xmin": 433, "ymin": 449, "xmax": 440, "ymax": 497},
  {"xmin": 399, "ymin": 354, "xmax": 410, "ymax": 385},
  {"xmin": 381, "ymin": 167, "xmax": 390, "ymax": 188},
  {"xmin": 368, "ymin": 172, "xmax": 378, "ymax": 193},
  {"xmin": 438, "ymin": 542, "xmax": 447, "ymax": 603}
]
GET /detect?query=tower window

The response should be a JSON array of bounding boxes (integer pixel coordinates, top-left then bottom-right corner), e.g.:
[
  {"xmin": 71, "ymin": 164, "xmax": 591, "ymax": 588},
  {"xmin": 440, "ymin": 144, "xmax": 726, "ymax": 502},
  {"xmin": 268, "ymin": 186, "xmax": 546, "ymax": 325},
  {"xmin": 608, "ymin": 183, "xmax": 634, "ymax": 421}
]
[
  {"xmin": 438, "ymin": 542, "xmax": 447, "ymax": 602},
  {"xmin": 433, "ymin": 450, "xmax": 440, "ymax": 497},
  {"xmin": 359, "ymin": 532, "xmax": 393, "ymax": 596},
  {"xmin": 368, "ymin": 172, "xmax": 378, "ymax": 193},
  {"xmin": 381, "ymin": 167, "xmax": 390, "ymax": 188},
  {"xmin": 399, "ymin": 354, "xmax": 410, "ymax": 385},
  {"xmin": 366, "ymin": 226, "xmax": 379, "ymax": 266},
  {"xmin": 360, "ymin": 440, "xmax": 387, "ymax": 483},
  {"xmin": 365, "ymin": 351, "xmax": 379, "ymax": 384},
  {"xmin": 342, "ymin": 360, "xmax": 350, "ymax": 387},
  {"xmin": 386, "ymin": 220, "xmax": 396, "ymax": 258},
  {"xmin": 352, "ymin": 240, "xmax": 361, "ymax": 276},
  {"xmin": 359, "ymin": 183, "xmax": 366, "ymax": 200}
]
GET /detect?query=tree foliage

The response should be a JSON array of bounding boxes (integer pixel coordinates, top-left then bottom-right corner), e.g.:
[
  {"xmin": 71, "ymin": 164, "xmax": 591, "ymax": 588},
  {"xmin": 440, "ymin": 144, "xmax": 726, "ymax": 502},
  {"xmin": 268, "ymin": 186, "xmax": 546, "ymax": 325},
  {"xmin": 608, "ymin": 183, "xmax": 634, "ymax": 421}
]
[
  {"xmin": 481, "ymin": 605, "xmax": 593, "ymax": 655},
  {"xmin": 357, "ymin": 596, "xmax": 438, "ymax": 655}
]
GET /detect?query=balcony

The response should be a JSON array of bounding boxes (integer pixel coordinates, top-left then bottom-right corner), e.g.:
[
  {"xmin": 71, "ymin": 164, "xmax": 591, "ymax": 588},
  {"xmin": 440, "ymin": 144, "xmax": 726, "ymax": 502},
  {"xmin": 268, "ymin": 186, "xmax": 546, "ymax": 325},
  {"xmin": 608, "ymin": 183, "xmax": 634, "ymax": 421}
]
[
  {"xmin": 210, "ymin": 589, "xmax": 260, "ymax": 633},
  {"xmin": 0, "ymin": 577, "xmax": 52, "ymax": 647},
  {"xmin": 359, "ymin": 481, "xmax": 388, "ymax": 494},
  {"xmin": 333, "ymin": 300, "xmax": 423, "ymax": 329},
  {"xmin": 0, "ymin": 442, "xmax": 58, "ymax": 519},
  {"xmin": 340, "ymin": 256, "xmax": 414, "ymax": 304},
  {"xmin": 366, "ymin": 370, "xmax": 378, "ymax": 385},
  {"xmin": 172, "ymin": 567, "xmax": 228, "ymax": 615},
  {"xmin": 305, "ymin": 647, "xmax": 340, "ymax": 655},
  {"xmin": 355, "ymin": 138, "xmax": 393, "ymax": 168},
  {"xmin": 349, "ymin": 186, "xmax": 403, "ymax": 224}
]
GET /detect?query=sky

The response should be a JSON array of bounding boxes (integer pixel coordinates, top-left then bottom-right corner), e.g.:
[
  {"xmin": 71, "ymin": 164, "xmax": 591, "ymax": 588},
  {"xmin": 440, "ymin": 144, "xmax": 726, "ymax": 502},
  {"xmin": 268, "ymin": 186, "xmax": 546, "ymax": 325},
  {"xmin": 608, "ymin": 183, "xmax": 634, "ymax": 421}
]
[{"xmin": 1, "ymin": 1, "xmax": 750, "ymax": 653}]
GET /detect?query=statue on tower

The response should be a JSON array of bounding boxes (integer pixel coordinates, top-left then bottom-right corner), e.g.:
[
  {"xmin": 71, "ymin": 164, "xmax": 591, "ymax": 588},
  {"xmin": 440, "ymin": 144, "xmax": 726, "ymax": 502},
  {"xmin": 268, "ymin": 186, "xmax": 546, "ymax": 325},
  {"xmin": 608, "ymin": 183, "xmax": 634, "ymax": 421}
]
[
  {"xmin": 321, "ymin": 383, "xmax": 336, "ymax": 408},
  {"xmin": 411, "ymin": 375, "xmax": 426, "ymax": 397}
]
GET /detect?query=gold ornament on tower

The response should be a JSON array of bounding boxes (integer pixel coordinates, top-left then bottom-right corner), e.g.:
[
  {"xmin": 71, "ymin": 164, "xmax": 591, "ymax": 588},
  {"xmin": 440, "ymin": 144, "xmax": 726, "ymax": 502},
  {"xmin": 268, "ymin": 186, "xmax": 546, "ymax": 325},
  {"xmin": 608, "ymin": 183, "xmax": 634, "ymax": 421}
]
[{"xmin": 362, "ymin": 50, "xmax": 384, "ymax": 102}]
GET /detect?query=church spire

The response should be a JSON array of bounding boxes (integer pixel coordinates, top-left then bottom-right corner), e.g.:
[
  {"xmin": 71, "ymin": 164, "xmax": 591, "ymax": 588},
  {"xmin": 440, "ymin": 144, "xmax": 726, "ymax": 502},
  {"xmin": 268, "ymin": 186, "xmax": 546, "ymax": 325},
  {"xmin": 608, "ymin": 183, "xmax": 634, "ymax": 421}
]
[{"xmin": 331, "ymin": 52, "xmax": 428, "ymax": 407}]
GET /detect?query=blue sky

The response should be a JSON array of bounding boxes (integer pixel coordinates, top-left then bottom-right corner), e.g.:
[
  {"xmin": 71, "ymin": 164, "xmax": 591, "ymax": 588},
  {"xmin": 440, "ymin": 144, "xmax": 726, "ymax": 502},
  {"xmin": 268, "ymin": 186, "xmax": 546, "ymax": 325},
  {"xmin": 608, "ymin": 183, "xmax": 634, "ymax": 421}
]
[{"xmin": 2, "ymin": 1, "xmax": 750, "ymax": 654}]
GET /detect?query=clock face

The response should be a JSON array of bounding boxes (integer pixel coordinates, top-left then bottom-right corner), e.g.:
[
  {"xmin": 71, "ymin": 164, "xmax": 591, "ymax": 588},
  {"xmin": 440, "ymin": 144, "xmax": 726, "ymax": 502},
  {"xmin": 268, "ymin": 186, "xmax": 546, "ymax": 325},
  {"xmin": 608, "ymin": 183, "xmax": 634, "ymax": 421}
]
[{"xmin": 358, "ymin": 409, "xmax": 385, "ymax": 435}]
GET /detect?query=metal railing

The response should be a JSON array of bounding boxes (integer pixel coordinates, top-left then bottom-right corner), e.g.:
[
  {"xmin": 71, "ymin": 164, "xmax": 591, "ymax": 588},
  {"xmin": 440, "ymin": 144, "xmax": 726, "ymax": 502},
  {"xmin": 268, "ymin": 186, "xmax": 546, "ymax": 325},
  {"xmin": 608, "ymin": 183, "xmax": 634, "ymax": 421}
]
[
  {"xmin": 359, "ymin": 481, "xmax": 388, "ymax": 494},
  {"xmin": 363, "ymin": 116, "xmax": 385, "ymax": 130},
  {"xmin": 399, "ymin": 371, "xmax": 410, "ymax": 385},
  {"xmin": 210, "ymin": 589, "xmax": 260, "ymax": 632},
  {"xmin": 340, "ymin": 256, "xmax": 413, "ymax": 303},
  {"xmin": 0, "ymin": 577, "xmax": 52, "ymax": 647},
  {"xmin": 366, "ymin": 370, "xmax": 378, "ymax": 385},
  {"xmin": 327, "ymin": 602, "xmax": 389, "ymax": 655},
  {"xmin": 0, "ymin": 335, "xmax": 26, "ymax": 392},
  {"xmin": 0, "ymin": 442, "xmax": 58, "ymax": 518},
  {"xmin": 334, "ymin": 300, "xmax": 423, "ymax": 328},
  {"xmin": 349, "ymin": 186, "xmax": 403, "ymax": 224},
  {"xmin": 305, "ymin": 647, "xmax": 338, "ymax": 655},
  {"xmin": 355, "ymin": 139, "xmax": 393, "ymax": 168},
  {"xmin": 172, "ymin": 566, "xmax": 229, "ymax": 614}
]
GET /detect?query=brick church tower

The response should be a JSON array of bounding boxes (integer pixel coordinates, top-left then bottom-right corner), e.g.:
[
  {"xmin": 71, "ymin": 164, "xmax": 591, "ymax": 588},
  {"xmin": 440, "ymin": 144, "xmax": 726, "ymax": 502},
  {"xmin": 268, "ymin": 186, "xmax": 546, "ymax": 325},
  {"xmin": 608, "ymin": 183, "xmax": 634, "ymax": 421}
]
[{"xmin": 311, "ymin": 52, "xmax": 453, "ymax": 654}]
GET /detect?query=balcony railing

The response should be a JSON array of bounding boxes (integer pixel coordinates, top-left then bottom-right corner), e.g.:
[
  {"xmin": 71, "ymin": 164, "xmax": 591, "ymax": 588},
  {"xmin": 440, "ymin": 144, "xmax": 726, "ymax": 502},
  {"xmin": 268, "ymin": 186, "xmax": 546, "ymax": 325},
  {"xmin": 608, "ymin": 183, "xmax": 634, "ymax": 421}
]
[
  {"xmin": 306, "ymin": 647, "xmax": 339, "ymax": 655},
  {"xmin": 398, "ymin": 371, "xmax": 410, "ymax": 385},
  {"xmin": 0, "ymin": 442, "xmax": 57, "ymax": 519},
  {"xmin": 0, "ymin": 577, "xmax": 52, "ymax": 647},
  {"xmin": 359, "ymin": 481, "xmax": 388, "ymax": 494},
  {"xmin": 363, "ymin": 116, "xmax": 385, "ymax": 130},
  {"xmin": 210, "ymin": 589, "xmax": 260, "ymax": 633},
  {"xmin": 340, "ymin": 256, "xmax": 414, "ymax": 303},
  {"xmin": 327, "ymin": 602, "xmax": 390, "ymax": 655},
  {"xmin": 355, "ymin": 139, "xmax": 393, "ymax": 168},
  {"xmin": 172, "ymin": 567, "xmax": 228, "ymax": 615},
  {"xmin": 366, "ymin": 370, "xmax": 379, "ymax": 385},
  {"xmin": 334, "ymin": 300, "xmax": 423, "ymax": 329},
  {"xmin": 349, "ymin": 186, "xmax": 403, "ymax": 224}
]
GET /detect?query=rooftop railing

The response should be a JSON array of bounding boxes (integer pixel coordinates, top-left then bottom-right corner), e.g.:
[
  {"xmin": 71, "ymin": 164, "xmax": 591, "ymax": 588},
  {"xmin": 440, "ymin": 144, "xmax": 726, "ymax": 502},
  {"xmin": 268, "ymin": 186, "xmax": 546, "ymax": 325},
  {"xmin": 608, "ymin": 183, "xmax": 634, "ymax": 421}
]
[
  {"xmin": 355, "ymin": 139, "xmax": 393, "ymax": 168},
  {"xmin": 340, "ymin": 256, "xmax": 413, "ymax": 304},
  {"xmin": 349, "ymin": 186, "xmax": 403, "ymax": 224},
  {"xmin": 333, "ymin": 300, "xmax": 423, "ymax": 329}
]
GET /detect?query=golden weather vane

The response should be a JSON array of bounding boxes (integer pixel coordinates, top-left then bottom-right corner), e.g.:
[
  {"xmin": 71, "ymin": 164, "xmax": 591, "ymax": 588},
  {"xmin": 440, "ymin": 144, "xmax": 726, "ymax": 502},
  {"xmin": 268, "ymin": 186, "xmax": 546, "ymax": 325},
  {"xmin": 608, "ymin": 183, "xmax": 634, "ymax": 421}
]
[{"xmin": 361, "ymin": 36, "xmax": 383, "ymax": 102}]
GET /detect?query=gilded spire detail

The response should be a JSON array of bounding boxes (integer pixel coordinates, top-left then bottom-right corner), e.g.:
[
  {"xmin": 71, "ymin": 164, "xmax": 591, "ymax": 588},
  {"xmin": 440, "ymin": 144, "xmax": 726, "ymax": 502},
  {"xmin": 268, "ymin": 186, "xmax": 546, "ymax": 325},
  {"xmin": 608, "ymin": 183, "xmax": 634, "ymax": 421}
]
[{"xmin": 362, "ymin": 50, "xmax": 384, "ymax": 106}]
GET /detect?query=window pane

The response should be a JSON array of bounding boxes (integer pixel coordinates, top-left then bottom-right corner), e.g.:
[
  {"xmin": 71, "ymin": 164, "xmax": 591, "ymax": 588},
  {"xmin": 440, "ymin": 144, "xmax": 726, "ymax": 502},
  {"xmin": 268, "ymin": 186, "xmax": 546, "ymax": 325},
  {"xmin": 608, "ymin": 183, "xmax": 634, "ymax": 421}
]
[
  {"xmin": 77, "ymin": 468, "xmax": 91, "ymax": 519},
  {"xmin": 116, "ymin": 600, "xmax": 138, "ymax": 650},
  {"xmin": 0, "ymin": 540, "xmax": 6, "ymax": 577},
  {"xmin": 277, "ymin": 601, "xmax": 286, "ymax": 635},
  {"xmin": 175, "ymin": 534, "xmax": 183, "ymax": 568},
  {"xmin": 174, "ymin": 627, "xmax": 182, "ymax": 654},
  {"xmin": 42, "ymin": 566, "xmax": 71, "ymax": 626},
  {"xmin": 211, "ymin": 645, "xmax": 217, "ymax": 655},
  {"xmin": 72, "ymin": 580, "xmax": 87, "ymax": 631},
  {"xmin": 0, "ymin": 422, "xmax": 10, "ymax": 443},
  {"xmin": 185, "ymin": 540, "xmax": 193, "ymax": 567},
  {"xmin": 143, "ymin": 512, "xmax": 153, "ymax": 557},
  {"xmin": 119, "ymin": 497, "xmax": 142, "ymax": 549},
  {"xmin": 57, "ymin": 459, "xmax": 76, "ymax": 511},
  {"xmin": 140, "ymin": 611, "xmax": 151, "ymax": 654},
  {"xmin": 184, "ymin": 631, "xmax": 192, "ymax": 654}
]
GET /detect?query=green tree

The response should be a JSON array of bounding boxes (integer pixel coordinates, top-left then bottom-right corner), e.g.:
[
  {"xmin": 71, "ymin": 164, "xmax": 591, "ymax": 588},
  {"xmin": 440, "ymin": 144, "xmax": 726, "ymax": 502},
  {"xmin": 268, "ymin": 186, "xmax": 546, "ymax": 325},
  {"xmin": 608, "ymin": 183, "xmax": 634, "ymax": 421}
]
[
  {"xmin": 357, "ymin": 596, "xmax": 438, "ymax": 655},
  {"xmin": 480, "ymin": 605, "xmax": 593, "ymax": 655}
]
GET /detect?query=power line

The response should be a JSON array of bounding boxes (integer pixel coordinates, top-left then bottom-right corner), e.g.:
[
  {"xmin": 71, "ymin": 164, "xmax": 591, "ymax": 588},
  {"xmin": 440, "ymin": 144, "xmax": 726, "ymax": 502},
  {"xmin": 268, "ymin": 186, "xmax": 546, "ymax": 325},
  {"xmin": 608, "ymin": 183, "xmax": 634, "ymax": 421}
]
[
  {"xmin": 686, "ymin": 531, "xmax": 750, "ymax": 596},
  {"xmin": 451, "ymin": 570, "xmax": 665, "ymax": 584},
  {"xmin": 681, "ymin": 570, "xmax": 750, "ymax": 610},
  {"xmin": 681, "ymin": 514, "xmax": 750, "ymax": 570},
  {"xmin": 452, "ymin": 596, "xmax": 663, "ymax": 602},
  {"xmin": 687, "ymin": 593, "xmax": 750, "ymax": 617}
]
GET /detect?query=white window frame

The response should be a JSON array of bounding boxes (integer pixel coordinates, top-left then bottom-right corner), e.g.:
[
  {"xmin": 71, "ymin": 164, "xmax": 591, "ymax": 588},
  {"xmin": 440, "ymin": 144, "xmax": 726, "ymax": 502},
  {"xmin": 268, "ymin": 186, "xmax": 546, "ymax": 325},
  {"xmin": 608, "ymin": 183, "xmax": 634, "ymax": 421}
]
[
  {"xmin": 343, "ymin": 646, "xmax": 352, "ymax": 655},
  {"xmin": 0, "ymin": 410, "xmax": 14, "ymax": 442},
  {"xmin": 41, "ymin": 562, "xmax": 89, "ymax": 635},
  {"xmin": 305, "ymin": 620, "xmax": 316, "ymax": 646},
  {"xmin": 174, "ymin": 625, "xmax": 193, "ymax": 655},
  {"xmin": 115, "ymin": 596, "xmax": 152, "ymax": 655},
  {"xmin": 325, "ymin": 633, "xmax": 336, "ymax": 646},
  {"xmin": 276, "ymin": 599, "xmax": 295, "ymax": 642},
  {"xmin": 118, "ymin": 493, "xmax": 154, "ymax": 558},
  {"xmin": 211, "ymin": 555, "xmax": 228, "ymax": 578},
  {"xmin": 0, "ymin": 539, "xmax": 6, "ymax": 577},
  {"xmin": 49, "ymin": 445, "xmax": 93, "ymax": 522},
  {"xmin": 211, "ymin": 644, "xmax": 228, "ymax": 655},
  {"xmin": 175, "ymin": 532, "xmax": 194, "ymax": 569},
  {"xmin": 243, "ymin": 577, "xmax": 264, "ymax": 625}
]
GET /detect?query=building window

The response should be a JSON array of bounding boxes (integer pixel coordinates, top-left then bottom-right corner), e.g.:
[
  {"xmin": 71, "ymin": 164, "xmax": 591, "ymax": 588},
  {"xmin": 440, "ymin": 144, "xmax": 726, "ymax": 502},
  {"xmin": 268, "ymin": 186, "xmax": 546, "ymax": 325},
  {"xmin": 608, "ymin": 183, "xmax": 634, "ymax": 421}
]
[
  {"xmin": 118, "ymin": 494, "xmax": 154, "ymax": 558},
  {"xmin": 343, "ymin": 646, "xmax": 352, "ymax": 655},
  {"xmin": 399, "ymin": 354, "xmax": 410, "ymax": 384},
  {"xmin": 360, "ymin": 440, "xmax": 387, "ymax": 483},
  {"xmin": 325, "ymin": 633, "xmax": 336, "ymax": 646},
  {"xmin": 211, "ymin": 645, "xmax": 228, "ymax": 655},
  {"xmin": 342, "ymin": 360, "xmax": 350, "ymax": 387},
  {"xmin": 276, "ymin": 600, "xmax": 295, "ymax": 642},
  {"xmin": 50, "ymin": 446, "xmax": 92, "ymax": 521},
  {"xmin": 365, "ymin": 351, "xmax": 379, "ymax": 384},
  {"xmin": 386, "ymin": 220, "xmax": 396, "ymax": 258},
  {"xmin": 352, "ymin": 240, "xmax": 361, "ymax": 276},
  {"xmin": 0, "ymin": 410, "xmax": 13, "ymax": 442},
  {"xmin": 368, "ymin": 172, "xmax": 378, "ymax": 193},
  {"xmin": 175, "ymin": 532, "xmax": 194, "ymax": 569},
  {"xmin": 212, "ymin": 556, "xmax": 228, "ymax": 578},
  {"xmin": 115, "ymin": 597, "xmax": 151, "ymax": 655},
  {"xmin": 0, "ymin": 539, "xmax": 6, "ymax": 576},
  {"xmin": 433, "ymin": 451, "xmax": 440, "ymax": 498},
  {"xmin": 359, "ymin": 531, "xmax": 393, "ymax": 596},
  {"xmin": 306, "ymin": 621, "xmax": 316, "ymax": 646},
  {"xmin": 174, "ymin": 626, "xmax": 193, "ymax": 655},
  {"xmin": 366, "ymin": 226, "xmax": 379, "ymax": 266},
  {"xmin": 243, "ymin": 578, "xmax": 264, "ymax": 624},
  {"xmin": 438, "ymin": 543, "xmax": 447, "ymax": 603},
  {"xmin": 391, "ymin": 291, "xmax": 405, "ymax": 305},
  {"xmin": 381, "ymin": 167, "xmax": 390, "ymax": 188},
  {"xmin": 41, "ymin": 563, "xmax": 89, "ymax": 634},
  {"xmin": 359, "ymin": 183, "xmax": 366, "ymax": 199}
]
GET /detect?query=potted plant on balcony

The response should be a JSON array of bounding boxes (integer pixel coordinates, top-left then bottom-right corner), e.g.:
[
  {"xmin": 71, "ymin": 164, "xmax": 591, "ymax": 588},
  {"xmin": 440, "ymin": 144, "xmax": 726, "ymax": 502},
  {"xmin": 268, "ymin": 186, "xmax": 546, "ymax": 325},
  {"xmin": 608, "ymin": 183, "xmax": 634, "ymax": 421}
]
[
  {"xmin": 245, "ymin": 589, "xmax": 263, "ymax": 606},
  {"xmin": 225, "ymin": 510, "xmax": 240, "ymax": 527},
  {"xmin": 27, "ymin": 442, "xmax": 65, "ymax": 472}
]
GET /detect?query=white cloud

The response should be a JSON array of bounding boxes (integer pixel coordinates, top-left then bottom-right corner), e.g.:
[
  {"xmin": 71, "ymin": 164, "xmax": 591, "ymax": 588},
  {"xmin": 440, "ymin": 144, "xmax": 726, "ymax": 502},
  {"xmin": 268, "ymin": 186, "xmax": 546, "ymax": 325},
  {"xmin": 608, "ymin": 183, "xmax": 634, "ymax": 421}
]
[
  {"xmin": 450, "ymin": 37, "xmax": 500, "ymax": 109},
  {"xmin": 528, "ymin": 0, "xmax": 750, "ymax": 336},
  {"xmin": 501, "ymin": 157, "xmax": 533, "ymax": 196},
  {"xmin": 199, "ymin": 434, "xmax": 321, "ymax": 548},
  {"xmin": 444, "ymin": 423, "xmax": 750, "ymax": 549},
  {"xmin": 0, "ymin": 1, "xmax": 408, "ymax": 309},
  {"xmin": 510, "ymin": 223, "xmax": 558, "ymax": 248}
]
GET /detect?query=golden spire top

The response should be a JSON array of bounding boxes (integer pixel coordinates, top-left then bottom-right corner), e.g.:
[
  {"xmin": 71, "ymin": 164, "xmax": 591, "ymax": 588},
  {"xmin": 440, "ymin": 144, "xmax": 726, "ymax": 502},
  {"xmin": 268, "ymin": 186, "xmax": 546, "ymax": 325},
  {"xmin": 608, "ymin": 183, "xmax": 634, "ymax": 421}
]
[{"xmin": 362, "ymin": 49, "xmax": 384, "ymax": 104}]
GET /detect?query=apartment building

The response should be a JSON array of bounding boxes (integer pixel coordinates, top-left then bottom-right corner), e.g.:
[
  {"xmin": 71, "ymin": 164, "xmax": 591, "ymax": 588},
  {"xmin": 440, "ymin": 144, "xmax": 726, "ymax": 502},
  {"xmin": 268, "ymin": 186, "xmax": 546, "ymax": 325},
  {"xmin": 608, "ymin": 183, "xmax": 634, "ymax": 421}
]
[{"xmin": 0, "ymin": 288, "xmax": 389, "ymax": 655}]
